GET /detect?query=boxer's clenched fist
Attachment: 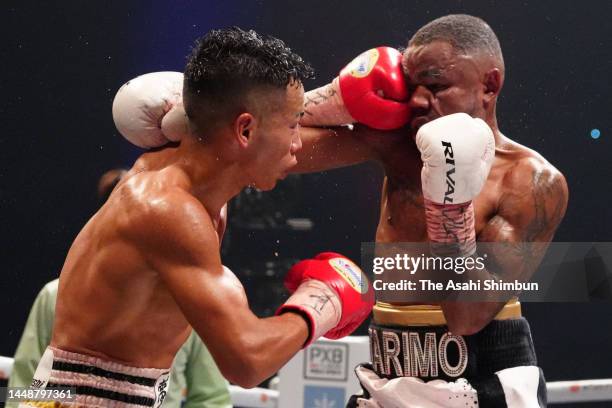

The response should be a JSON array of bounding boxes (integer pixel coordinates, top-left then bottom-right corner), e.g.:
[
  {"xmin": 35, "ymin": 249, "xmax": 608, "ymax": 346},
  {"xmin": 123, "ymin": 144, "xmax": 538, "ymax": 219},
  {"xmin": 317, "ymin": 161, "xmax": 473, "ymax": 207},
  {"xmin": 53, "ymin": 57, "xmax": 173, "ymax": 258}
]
[
  {"xmin": 112, "ymin": 71, "xmax": 189, "ymax": 148},
  {"xmin": 277, "ymin": 252, "xmax": 375, "ymax": 346},
  {"xmin": 302, "ymin": 47, "xmax": 411, "ymax": 130},
  {"xmin": 416, "ymin": 113, "xmax": 495, "ymax": 205},
  {"xmin": 416, "ymin": 113, "xmax": 495, "ymax": 256}
]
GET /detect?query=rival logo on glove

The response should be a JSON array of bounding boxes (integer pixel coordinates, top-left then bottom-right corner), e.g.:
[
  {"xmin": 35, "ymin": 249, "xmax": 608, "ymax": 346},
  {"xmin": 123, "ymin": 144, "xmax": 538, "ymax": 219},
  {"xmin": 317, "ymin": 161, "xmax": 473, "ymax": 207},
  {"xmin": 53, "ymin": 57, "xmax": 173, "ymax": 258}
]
[{"xmin": 442, "ymin": 141, "xmax": 456, "ymax": 204}]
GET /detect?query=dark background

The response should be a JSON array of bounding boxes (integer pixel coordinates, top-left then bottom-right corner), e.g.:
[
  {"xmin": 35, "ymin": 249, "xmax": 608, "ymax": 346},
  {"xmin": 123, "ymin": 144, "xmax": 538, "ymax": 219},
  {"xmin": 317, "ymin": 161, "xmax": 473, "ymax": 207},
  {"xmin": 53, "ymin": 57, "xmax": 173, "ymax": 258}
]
[{"xmin": 2, "ymin": 0, "xmax": 611, "ymax": 404}]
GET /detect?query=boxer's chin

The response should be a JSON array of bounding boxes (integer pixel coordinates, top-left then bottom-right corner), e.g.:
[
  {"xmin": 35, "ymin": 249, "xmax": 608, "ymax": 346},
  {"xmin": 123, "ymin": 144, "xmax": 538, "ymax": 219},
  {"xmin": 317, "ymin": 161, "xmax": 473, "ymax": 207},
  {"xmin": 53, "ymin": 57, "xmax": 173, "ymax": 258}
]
[
  {"xmin": 411, "ymin": 117, "xmax": 429, "ymax": 133},
  {"xmin": 256, "ymin": 177, "xmax": 279, "ymax": 192}
]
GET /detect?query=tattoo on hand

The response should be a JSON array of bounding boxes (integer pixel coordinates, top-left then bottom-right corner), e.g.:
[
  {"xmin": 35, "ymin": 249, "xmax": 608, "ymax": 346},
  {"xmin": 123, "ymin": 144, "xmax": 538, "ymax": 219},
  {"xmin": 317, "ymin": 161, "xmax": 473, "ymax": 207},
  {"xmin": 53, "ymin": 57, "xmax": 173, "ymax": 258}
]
[{"xmin": 307, "ymin": 293, "xmax": 332, "ymax": 314}]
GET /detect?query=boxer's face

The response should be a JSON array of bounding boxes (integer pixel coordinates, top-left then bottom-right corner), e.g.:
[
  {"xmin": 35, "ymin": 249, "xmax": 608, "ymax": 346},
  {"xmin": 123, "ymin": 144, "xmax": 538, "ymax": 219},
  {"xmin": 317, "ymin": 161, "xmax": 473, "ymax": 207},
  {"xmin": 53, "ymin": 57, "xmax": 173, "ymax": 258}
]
[
  {"xmin": 402, "ymin": 41, "xmax": 486, "ymax": 136},
  {"xmin": 248, "ymin": 81, "xmax": 304, "ymax": 190}
]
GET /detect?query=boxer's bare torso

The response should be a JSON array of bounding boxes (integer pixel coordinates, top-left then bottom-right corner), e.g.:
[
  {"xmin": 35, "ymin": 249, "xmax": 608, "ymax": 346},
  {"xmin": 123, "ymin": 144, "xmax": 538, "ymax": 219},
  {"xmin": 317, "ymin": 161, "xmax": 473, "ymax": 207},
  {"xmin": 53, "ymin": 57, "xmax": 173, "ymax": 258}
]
[
  {"xmin": 374, "ymin": 132, "xmax": 562, "ymax": 245},
  {"xmin": 52, "ymin": 149, "xmax": 234, "ymax": 369},
  {"xmin": 51, "ymin": 81, "xmax": 311, "ymax": 386},
  {"xmin": 375, "ymin": 132, "xmax": 567, "ymax": 315},
  {"xmin": 47, "ymin": 32, "xmax": 335, "ymax": 387},
  {"xmin": 295, "ymin": 123, "xmax": 567, "ymax": 332},
  {"xmin": 296, "ymin": 37, "xmax": 568, "ymax": 332}
]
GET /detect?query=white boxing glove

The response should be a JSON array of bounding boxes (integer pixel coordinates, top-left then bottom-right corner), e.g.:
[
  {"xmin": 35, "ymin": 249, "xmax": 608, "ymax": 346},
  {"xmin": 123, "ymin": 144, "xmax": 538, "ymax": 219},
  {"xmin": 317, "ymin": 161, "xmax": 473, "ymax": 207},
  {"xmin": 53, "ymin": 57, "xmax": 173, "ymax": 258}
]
[
  {"xmin": 416, "ymin": 113, "xmax": 495, "ymax": 205},
  {"xmin": 416, "ymin": 113, "xmax": 495, "ymax": 256},
  {"xmin": 112, "ymin": 72, "xmax": 189, "ymax": 148}
]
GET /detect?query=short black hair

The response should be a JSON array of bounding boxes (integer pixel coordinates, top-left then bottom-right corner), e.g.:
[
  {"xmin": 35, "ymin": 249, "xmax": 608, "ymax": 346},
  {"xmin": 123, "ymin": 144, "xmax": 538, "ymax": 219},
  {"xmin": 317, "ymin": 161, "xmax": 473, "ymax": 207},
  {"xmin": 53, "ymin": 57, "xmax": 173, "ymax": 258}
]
[
  {"xmin": 184, "ymin": 27, "xmax": 314, "ymax": 128},
  {"xmin": 409, "ymin": 14, "xmax": 504, "ymax": 69}
]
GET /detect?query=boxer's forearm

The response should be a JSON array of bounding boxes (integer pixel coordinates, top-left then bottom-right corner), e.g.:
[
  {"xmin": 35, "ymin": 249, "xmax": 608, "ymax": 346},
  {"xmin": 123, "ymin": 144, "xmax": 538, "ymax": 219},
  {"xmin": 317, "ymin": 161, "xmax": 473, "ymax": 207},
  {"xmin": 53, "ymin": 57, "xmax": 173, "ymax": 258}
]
[
  {"xmin": 210, "ymin": 312, "xmax": 308, "ymax": 388},
  {"xmin": 173, "ymin": 281, "xmax": 307, "ymax": 388},
  {"xmin": 291, "ymin": 126, "xmax": 375, "ymax": 174}
]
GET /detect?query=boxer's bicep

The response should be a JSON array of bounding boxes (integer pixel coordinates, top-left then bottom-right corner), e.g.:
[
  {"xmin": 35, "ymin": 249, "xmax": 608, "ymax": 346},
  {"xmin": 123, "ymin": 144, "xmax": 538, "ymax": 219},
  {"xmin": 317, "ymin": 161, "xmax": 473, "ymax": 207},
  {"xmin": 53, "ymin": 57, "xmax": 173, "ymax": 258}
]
[
  {"xmin": 160, "ymin": 265, "xmax": 267, "ymax": 384},
  {"xmin": 442, "ymin": 165, "xmax": 567, "ymax": 334},
  {"xmin": 480, "ymin": 161, "xmax": 568, "ymax": 281},
  {"xmin": 292, "ymin": 126, "xmax": 378, "ymax": 173},
  {"xmin": 136, "ymin": 196, "xmax": 308, "ymax": 386},
  {"xmin": 161, "ymin": 262, "xmax": 256, "ymax": 363}
]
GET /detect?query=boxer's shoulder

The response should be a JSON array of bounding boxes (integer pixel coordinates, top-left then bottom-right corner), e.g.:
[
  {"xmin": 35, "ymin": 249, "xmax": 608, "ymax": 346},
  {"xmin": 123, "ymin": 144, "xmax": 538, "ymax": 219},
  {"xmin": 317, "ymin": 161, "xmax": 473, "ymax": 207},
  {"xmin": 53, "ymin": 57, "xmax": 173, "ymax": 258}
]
[
  {"xmin": 494, "ymin": 137, "xmax": 566, "ymax": 192},
  {"xmin": 122, "ymin": 183, "xmax": 218, "ymax": 259},
  {"xmin": 494, "ymin": 138, "xmax": 568, "ymax": 229},
  {"xmin": 505, "ymin": 155, "xmax": 565, "ymax": 197}
]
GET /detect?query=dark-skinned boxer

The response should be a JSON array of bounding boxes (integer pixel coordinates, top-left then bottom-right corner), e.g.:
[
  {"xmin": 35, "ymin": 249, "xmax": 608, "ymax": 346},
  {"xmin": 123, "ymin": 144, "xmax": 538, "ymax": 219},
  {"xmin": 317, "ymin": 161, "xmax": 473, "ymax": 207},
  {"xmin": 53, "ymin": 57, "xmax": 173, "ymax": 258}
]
[{"xmin": 297, "ymin": 14, "xmax": 568, "ymax": 407}]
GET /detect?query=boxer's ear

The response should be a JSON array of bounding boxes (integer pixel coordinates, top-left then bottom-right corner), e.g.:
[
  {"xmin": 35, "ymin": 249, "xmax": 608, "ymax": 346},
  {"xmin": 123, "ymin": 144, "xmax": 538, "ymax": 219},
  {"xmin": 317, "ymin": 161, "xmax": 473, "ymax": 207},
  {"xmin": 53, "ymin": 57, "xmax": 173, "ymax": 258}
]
[
  {"xmin": 235, "ymin": 113, "xmax": 255, "ymax": 147},
  {"xmin": 483, "ymin": 68, "xmax": 502, "ymax": 103}
]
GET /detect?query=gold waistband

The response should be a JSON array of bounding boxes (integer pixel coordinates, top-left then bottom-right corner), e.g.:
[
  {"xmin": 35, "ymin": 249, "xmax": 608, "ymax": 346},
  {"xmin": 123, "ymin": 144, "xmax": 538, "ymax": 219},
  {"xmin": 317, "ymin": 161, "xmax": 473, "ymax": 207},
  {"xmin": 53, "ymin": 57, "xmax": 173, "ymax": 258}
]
[{"xmin": 373, "ymin": 299, "xmax": 521, "ymax": 327}]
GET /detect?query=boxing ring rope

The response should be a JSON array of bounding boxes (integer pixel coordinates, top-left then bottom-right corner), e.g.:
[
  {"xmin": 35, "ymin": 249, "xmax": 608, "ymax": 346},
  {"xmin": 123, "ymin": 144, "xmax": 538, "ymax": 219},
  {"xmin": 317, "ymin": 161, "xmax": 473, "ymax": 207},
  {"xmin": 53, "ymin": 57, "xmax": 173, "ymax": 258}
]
[
  {"xmin": 230, "ymin": 379, "xmax": 612, "ymax": 406},
  {"xmin": 545, "ymin": 379, "xmax": 612, "ymax": 404},
  {"xmin": 2, "ymin": 356, "xmax": 612, "ymax": 406}
]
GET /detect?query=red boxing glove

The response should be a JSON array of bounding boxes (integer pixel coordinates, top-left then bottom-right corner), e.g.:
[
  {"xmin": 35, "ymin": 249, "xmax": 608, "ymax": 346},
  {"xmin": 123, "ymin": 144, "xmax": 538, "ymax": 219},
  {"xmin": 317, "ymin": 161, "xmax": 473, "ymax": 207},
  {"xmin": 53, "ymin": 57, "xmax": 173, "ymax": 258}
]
[
  {"xmin": 339, "ymin": 47, "xmax": 411, "ymax": 130},
  {"xmin": 301, "ymin": 47, "xmax": 411, "ymax": 130},
  {"xmin": 278, "ymin": 252, "xmax": 374, "ymax": 347}
]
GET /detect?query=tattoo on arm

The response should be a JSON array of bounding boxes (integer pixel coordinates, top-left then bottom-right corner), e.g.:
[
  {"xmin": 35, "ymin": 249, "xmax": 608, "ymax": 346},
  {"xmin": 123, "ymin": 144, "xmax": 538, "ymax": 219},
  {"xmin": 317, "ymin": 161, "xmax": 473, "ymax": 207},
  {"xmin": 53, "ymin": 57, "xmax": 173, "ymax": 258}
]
[
  {"xmin": 525, "ymin": 169, "xmax": 566, "ymax": 241},
  {"xmin": 304, "ymin": 86, "xmax": 338, "ymax": 117},
  {"xmin": 491, "ymin": 167, "xmax": 567, "ymax": 273},
  {"xmin": 518, "ymin": 169, "xmax": 566, "ymax": 268}
]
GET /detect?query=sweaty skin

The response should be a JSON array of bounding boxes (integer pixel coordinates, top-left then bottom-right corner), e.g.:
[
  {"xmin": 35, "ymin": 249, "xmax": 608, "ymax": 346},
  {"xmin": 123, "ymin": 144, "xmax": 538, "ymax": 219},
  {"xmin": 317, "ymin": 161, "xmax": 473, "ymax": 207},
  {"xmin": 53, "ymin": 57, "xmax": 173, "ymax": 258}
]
[
  {"xmin": 52, "ymin": 82, "xmax": 310, "ymax": 388},
  {"xmin": 295, "ymin": 41, "xmax": 568, "ymax": 334}
]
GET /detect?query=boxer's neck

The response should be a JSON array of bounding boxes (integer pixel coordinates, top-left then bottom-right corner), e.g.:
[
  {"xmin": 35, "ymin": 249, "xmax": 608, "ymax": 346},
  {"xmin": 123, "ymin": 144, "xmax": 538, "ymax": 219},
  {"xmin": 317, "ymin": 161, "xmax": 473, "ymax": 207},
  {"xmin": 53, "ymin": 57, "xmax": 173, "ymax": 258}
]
[
  {"xmin": 135, "ymin": 135, "xmax": 247, "ymax": 216},
  {"xmin": 181, "ymin": 136, "xmax": 250, "ymax": 215},
  {"xmin": 486, "ymin": 106, "xmax": 501, "ymax": 143}
]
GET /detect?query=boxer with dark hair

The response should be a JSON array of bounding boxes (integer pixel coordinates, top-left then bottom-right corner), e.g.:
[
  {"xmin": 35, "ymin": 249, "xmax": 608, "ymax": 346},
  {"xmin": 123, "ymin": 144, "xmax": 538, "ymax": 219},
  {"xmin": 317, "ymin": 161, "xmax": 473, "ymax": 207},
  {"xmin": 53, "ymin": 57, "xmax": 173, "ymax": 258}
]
[
  {"xmin": 295, "ymin": 14, "xmax": 567, "ymax": 407},
  {"xmin": 26, "ymin": 27, "xmax": 374, "ymax": 408}
]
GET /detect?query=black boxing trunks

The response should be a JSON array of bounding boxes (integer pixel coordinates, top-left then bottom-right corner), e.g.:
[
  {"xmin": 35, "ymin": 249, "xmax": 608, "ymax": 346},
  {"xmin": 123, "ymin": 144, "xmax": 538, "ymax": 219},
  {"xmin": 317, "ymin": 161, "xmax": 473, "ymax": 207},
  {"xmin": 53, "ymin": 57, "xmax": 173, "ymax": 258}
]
[{"xmin": 348, "ymin": 302, "xmax": 547, "ymax": 408}]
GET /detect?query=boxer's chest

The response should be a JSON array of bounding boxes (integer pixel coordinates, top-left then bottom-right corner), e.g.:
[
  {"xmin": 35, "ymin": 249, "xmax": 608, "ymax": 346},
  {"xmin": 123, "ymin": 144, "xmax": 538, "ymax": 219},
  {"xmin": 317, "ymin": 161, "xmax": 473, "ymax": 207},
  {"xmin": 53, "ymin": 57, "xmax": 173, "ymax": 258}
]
[{"xmin": 376, "ymin": 155, "xmax": 503, "ymax": 243}]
